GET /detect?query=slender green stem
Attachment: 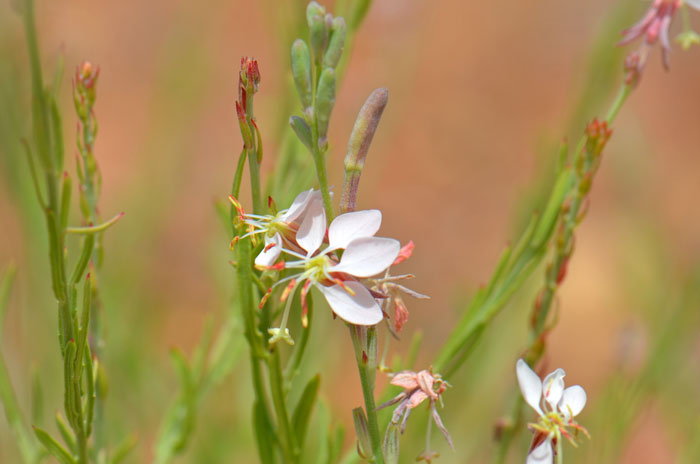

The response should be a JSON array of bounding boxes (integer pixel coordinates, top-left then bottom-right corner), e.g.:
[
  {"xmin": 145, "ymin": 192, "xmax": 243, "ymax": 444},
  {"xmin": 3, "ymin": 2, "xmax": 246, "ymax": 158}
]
[
  {"xmin": 605, "ymin": 83, "xmax": 631, "ymax": 124},
  {"xmin": 268, "ymin": 349, "xmax": 298, "ymax": 463},
  {"xmin": 349, "ymin": 326, "xmax": 383, "ymax": 464},
  {"xmin": 556, "ymin": 437, "xmax": 563, "ymax": 464},
  {"xmin": 312, "ymin": 149, "xmax": 335, "ymax": 221}
]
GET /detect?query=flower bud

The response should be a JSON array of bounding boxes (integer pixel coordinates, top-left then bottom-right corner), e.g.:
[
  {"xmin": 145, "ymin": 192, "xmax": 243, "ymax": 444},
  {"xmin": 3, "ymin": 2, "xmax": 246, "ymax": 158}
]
[
  {"xmin": 383, "ymin": 423, "xmax": 400, "ymax": 464},
  {"xmin": 315, "ymin": 67, "xmax": 336, "ymax": 148},
  {"xmin": 289, "ymin": 116, "xmax": 312, "ymax": 151},
  {"xmin": 291, "ymin": 39, "xmax": 313, "ymax": 111},
  {"xmin": 352, "ymin": 408, "xmax": 373, "ymax": 460},
  {"xmin": 323, "ymin": 17, "xmax": 346, "ymax": 69},
  {"xmin": 307, "ymin": 2, "xmax": 329, "ymax": 65},
  {"xmin": 340, "ymin": 88, "xmax": 388, "ymax": 212}
]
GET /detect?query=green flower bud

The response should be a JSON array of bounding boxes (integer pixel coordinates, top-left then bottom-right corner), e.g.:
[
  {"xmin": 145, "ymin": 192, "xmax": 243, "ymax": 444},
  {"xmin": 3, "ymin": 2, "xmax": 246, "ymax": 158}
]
[
  {"xmin": 307, "ymin": 2, "xmax": 329, "ymax": 65},
  {"xmin": 383, "ymin": 423, "xmax": 400, "ymax": 464},
  {"xmin": 315, "ymin": 67, "xmax": 336, "ymax": 148},
  {"xmin": 291, "ymin": 39, "xmax": 313, "ymax": 111},
  {"xmin": 352, "ymin": 408, "xmax": 373, "ymax": 460},
  {"xmin": 323, "ymin": 17, "xmax": 346, "ymax": 69},
  {"xmin": 305, "ymin": 1, "xmax": 325, "ymax": 23},
  {"xmin": 289, "ymin": 116, "xmax": 312, "ymax": 151}
]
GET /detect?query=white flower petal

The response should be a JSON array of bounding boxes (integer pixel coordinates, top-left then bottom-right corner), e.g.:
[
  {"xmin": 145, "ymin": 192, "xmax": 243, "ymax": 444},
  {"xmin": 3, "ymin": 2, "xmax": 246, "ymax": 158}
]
[
  {"xmin": 542, "ymin": 368, "xmax": 566, "ymax": 409},
  {"xmin": 255, "ymin": 233, "xmax": 282, "ymax": 267},
  {"xmin": 559, "ymin": 385, "xmax": 587, "ymax": 419},
  {"xmin": 329, "ymin": 237, "xmax": 400, "ymax": 278},
  {"xmin": 282, "ymin": 189, "xmax": 315, "ymax": 223},
  {"xmin": 516, "ymin": 359, "xmax": 544, "ymax": 416},
  {"xmin": 296, "ymin": 197, "xmax": 326, "ymax": 255},
  {"xmin": 317, "ymin": 281, "xmax": 383, "ymax": 325},
  {"xmin": 526, "ymin": 439, "xmax": 553, "ymax": 464},
  {"xmin": 686, "ymin": 0, "xmax": 700, "ymax": 11},
  {"xmin": 328, "ymin": 210, "xmax": 382, "ymax": 250}
]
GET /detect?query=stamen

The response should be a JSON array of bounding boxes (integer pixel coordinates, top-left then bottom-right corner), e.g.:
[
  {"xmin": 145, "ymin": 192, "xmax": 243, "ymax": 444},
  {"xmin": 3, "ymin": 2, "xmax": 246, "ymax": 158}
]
[
  {"xmin": 300, "ymin": 280, "xmax": 312, "ymax": 328},
  {"xmin": 228, "ymin": 195, "xmax": 246, "ymax": 219},
  {"xmin": 334, "ymin": 278, "xmax": 356, "ymax": 296},
  {"xmin": 259, "ymin": 288, "xmax": 272, "ymax": 309},
  {"xmin": 280, "ymin": 279, "xmax": 298, "ymax": 302},
  {"xmin": 264, "ymin": 241, "xmax": 277, "ymax": 252},
  {"xmin": 255, "ymin": 261, "xmax": 286, "ymax": 272},
  {"xmin": 229, "ymin": 236, "xmax": 239, "ymax": 250}
]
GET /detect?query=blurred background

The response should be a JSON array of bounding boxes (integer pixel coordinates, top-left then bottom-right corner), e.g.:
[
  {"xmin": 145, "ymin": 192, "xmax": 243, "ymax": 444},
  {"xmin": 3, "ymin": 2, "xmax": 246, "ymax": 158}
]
[{"xmin": 1, "ymin": 0, "xmax": 699, "ymax": 462}]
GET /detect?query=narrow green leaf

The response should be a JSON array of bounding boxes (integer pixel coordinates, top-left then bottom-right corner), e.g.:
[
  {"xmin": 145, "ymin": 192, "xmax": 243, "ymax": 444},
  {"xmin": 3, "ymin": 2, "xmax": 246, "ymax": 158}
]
[
  {"xmin": 62, "ymin": 340, "xmax": 80, "ymax": 429},
  {"xmin": 292, "ymin": 374, "xmax": 321, "ymax": 446},
  {"xmin": 530, "ymin": 169, "xmax": 573, "ymax": 249},
  {"xmin": 59, "ymin": 173, "xmax": 71, "ymax": 231},
  {"xmin": 253, "ymin": 400, "xmax": 277, "ymax": 464},
  {"xmin": 84, "ymin": 348, "xmax": 96, "ymax": 437},
  {"xmin": 75, "ymin": 274, "xmax": 92, "ymax": 381},
  {"xmin": 55, "ymin": 411, "xmax": 76, "ymax": 453},
  {"xmin": 33, "ymin": 426, "xmax": 76, "ymax": 464},
  {"xmin": 66, "ymin": 212, "xmax": 124, "ymax": 235},
  {"xmin": 484, "ymin": 244, "xmax": 512, "ymax": 296},
  {"xmin": 50, "ymin": 96, "xmax": 64, "ymax": 171}
]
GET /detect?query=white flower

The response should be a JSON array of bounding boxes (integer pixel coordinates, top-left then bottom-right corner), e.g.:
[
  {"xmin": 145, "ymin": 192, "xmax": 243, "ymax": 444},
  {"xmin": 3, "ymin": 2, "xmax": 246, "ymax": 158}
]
[
  {"xmin": 230, "ymin": 189, "xmax": 324, "ymax": 267},
  {"xmin": 516, "ymin": 359, "xmax": 589, "ymax": 464},
  {"xmin": 526, "ymin": 439, "xmax": 554, "ymax": 464},
  {"xmin": 686, "ymin": 0, "xmax": 700, "ymax": 11},
  {"xmin": 258, "ymin": 205, "xmax": 400, "ymax": 344}
]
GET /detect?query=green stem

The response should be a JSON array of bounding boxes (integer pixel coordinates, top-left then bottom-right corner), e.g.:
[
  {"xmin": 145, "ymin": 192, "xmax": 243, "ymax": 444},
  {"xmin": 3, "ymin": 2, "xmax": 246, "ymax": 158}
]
[
  {"xmin": 312, "ymin": 149, "xmax": 335, "ymax": 221},
  {"xmin": 268, "ymin": 349, "xmax": 298, "ymax": 463},
  {"xmin": 234, "ymin": 235, "xmax": 274, "ymax": 444},
  {"xmin": 349, "ymin": 326, "xmax": 383, "ymax": 464},
  {"xmin": 605, "ymin": 83, "xmax": 631, "ymax": 124}
]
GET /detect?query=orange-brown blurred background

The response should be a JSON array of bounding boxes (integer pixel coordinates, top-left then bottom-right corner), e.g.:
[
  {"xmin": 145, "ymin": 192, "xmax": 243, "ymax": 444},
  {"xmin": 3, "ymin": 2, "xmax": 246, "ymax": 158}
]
[{"xmin": 1, "ymin": 0, "xmax": 699, "ymax": 462}]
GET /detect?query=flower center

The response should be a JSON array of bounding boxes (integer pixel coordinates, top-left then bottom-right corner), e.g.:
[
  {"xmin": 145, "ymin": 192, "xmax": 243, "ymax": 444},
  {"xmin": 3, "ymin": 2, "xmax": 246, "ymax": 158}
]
[{"xmin": 305, "ymin": 254, "xmax": 331, "ymax": 282}]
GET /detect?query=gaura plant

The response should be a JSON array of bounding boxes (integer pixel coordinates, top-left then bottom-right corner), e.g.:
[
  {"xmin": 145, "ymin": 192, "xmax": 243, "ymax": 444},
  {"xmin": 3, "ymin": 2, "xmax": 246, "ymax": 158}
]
[{"xmin": 2, "ymin": 0, "xmax": 699, "ymax": 463}]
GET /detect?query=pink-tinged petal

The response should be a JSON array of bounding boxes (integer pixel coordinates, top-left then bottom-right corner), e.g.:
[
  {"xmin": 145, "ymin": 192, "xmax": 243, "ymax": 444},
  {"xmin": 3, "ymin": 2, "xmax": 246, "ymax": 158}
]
[
  {"xmin": 329, "ymin": 237, "xmax": 400, "ymax": 278},
  {"xmin": 296, "ymin": 197, "xmax": 326, "ymax": 255},
  {"xmin": 390, "ymin": 372, "xmax": 419, "ymax": 390},
  {"xmin": 687, "ymin": 0, "xmax": 700, "ymax": 11},
  {"xmin": 282, "ymin": 189, "xmax": 314, "ymax": 223},
  {"xmin": 526, "ymin": 439, "xmax": 553, "ymax": 464},
  {"xmin": 542, "ymin": 368, "xmax": 566, "ymax": 409},
  {"xmin": 516, "ymin": 359, "xmax": 544, "ymax": 416},
  {"xmin": 328, "ymin": 210, "xmax": 382, "ymax": 250},
  {"xmin": 317, "ymin": 281, "xmax": 383, "ymax": 325},
  {"xmin": 559, "ymin": 385, "xmax": 587, "ymax": 419},
  {"xmin": 255, "ymin": 233, "xmax": 282, "ymax": 267},
  {"xmin": 406, "ymin": 390, "xmax": 429, "ymax": 409},
  {"xmin": 392, "ymin": 240, "xmax": 415, "ymax": 265}
]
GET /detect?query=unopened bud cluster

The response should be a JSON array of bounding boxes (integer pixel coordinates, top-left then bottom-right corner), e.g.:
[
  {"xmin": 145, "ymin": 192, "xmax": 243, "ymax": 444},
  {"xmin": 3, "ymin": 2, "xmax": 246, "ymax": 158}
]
[{"xmin": 290, "ymin": 1, "xmax": 346, "ymax": 150}]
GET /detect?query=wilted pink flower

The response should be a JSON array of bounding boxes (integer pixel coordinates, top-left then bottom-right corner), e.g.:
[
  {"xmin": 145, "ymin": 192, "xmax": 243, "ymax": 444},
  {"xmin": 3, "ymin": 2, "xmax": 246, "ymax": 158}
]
[
  {"xmin": 377, "ymin": 369, "xmax": 453, "ymax": 450},
  {"xmin": 369, "ymin": 241, "xmax": 429, "ymax": 334},
  {"xmin": 619, "ymin": 0, "xmax": 681, "ymax": 71}
]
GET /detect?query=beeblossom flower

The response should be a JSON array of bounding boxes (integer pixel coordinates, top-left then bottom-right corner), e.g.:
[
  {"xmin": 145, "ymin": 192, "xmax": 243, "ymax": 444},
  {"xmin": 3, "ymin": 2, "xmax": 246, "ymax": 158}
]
[
  {"xmin": 368, "ymin": 241, "xmax": 429, "ymax": 334},
  {"xmin": 377, "ymin": 368, "xmax": 453, "ymax": 461},
  {"xmin": 516, "ymin": 359, "xmax": 589, "ymax": 464},
  {"xmin": 231, "ymin": 191, "xmax": 401, "ymax": 344},
  {"xmin": 618, "ymin": 0, "xmax": 700, "ymax": 73}
]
